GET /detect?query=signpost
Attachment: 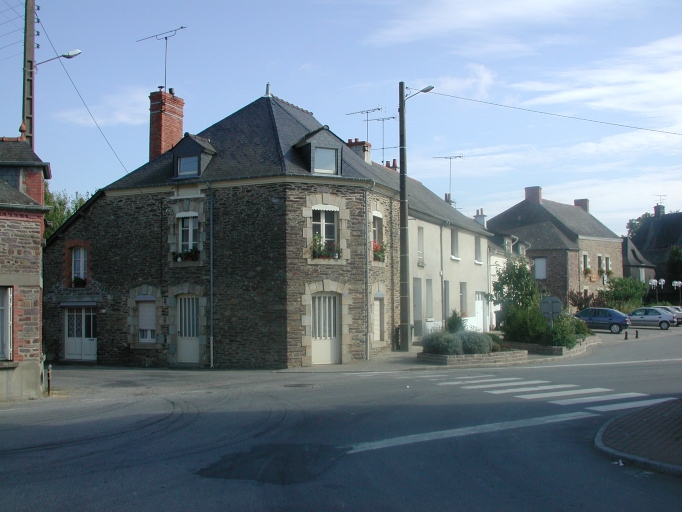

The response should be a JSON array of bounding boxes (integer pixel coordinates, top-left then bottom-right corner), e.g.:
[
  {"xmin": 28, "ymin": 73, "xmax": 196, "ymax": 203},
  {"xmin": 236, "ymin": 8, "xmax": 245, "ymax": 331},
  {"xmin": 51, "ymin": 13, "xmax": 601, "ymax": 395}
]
[{"xmin": 540, "ymin": 296, "xmax": 563, "ymax": 328}]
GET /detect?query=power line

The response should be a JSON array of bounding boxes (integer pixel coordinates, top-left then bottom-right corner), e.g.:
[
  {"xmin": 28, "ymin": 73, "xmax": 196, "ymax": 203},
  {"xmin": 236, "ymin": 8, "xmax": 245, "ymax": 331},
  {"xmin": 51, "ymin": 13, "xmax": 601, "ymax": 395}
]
[
  {"xmin": 37, "ymin": 18, "xmax": 129, "ymax": 173},
  {"xmin": 429, "ymin": 91, "xmax": 682, "ymax": 136},
  {"xmin": 0, "ymin": 49, "xmax": 20, "ymax": 61}
]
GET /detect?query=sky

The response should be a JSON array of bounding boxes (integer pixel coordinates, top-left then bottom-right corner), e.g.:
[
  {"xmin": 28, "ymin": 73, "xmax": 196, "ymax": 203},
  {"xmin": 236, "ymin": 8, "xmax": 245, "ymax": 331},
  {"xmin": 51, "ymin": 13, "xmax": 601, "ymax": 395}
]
[{"xmin": 1, "ymin": 0, "xmax": 680, "ymax": 236}]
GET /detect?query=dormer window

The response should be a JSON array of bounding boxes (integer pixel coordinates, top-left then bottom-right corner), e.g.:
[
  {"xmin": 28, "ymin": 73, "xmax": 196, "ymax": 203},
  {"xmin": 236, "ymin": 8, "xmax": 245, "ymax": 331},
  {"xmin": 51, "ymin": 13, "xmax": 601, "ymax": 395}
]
[
  {"xmin": 178, "ymin": 156, "xmax": 199, "ymax": 176},
  {"xmin": 314, "ymin": 148, "xmax": 338, "ymax": 175}
]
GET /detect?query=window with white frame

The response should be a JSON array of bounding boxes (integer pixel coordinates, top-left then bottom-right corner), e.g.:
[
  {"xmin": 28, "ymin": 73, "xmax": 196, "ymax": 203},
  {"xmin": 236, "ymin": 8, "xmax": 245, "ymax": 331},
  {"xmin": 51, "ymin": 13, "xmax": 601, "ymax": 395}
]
[
  {"xmin": 312, "ymin": 207, "xmax": 338, "ymax": 245},
  {"xmin": 598, "ymin": 255, "xmax": 603, "ymax": 271},
  {"xmin": 137, "ymin": 301, "xmax": 157, "ymax": 342},
  {"xmin": 425, "ymin": 279, "xmax": 434, "ymax": 320},
  {"xmin": 583, "ymin": 253, "xmax": 589, "ymax": 270},
  {"xmin": 450, "ymin": 229, "xmax": 459, "ymax": 258},
  {"xmin": 372, "ymin": 213, "xmax": 383, "ymax": 245},
  {"xmin": 534, "ymin": 258, "xmax": 547, "ymax": 279},
  {"xmin": 605, "ymin": 256, "xmax": 611, "ymax": 271},
  {"xmin": 72, "ymin": 247, "xmax": 87, "ymax": 285},
  {"xmin": 177, "ymin": 212, "xmax": 199, "ymax": 253},
  {"xmin": 459, "ymin": 282, "xmax": 468, "ymax": 316},
  {"xmin": 314, "ymin": 148, "xmax": 338, "ymax": 175},
  {"xmin": 474, "ymin": 236, "xmax": 482, "ymax": 263},
  {"xmin": 418, "ymin": 227, "xmax": 425, "ymax": 266},
  {"xmin": 0, "ymin": 287, "xmax": 12, "ymax": 360}
]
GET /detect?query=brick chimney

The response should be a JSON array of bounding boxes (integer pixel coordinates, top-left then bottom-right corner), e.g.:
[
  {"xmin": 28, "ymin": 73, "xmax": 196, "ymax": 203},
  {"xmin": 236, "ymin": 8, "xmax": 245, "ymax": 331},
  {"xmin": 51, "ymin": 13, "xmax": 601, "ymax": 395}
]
[
  {"xmin": 525, "ymin": 186, "xmax": 542, "ymax": 204},
  {"xmin": 346, "ymin": 138, "xmax": 372, "ymax": 164},
  {"xmin": 654, "ymin": 204, "xmax": 666, "ymax": 217},
  {"xmin": 149, "ymin": 88, "xmax": 184, "ymax": 161},
  {"xmin": 385, "ymin": 159, "xmax": 399, "ymax": 172},
  {"xmin": 574, "ymin": 199, "xmax": 589, "ymax": 213}
]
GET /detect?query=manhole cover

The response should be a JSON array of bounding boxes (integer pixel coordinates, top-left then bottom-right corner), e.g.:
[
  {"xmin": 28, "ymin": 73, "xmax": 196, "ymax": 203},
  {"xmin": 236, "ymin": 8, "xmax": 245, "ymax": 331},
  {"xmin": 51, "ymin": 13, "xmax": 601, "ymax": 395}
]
[{"xmin": 283, "ymin": 383, "xmax": 316, "ymax": 388}]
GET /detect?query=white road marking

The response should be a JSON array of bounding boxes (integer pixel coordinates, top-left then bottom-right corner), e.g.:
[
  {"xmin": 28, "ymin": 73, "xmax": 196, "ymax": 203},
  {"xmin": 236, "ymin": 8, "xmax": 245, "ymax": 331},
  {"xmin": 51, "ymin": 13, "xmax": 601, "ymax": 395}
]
[
  {"xmin": 346, "ymin": 412, "xmax": 599, "ymax": 454},
  {"xmin": 519, "ymin": 358, "xmax": 682, "ymax": 369},
  {"xmin": 459, "ymin": 378, "xmax": 524, "ymax": 384},
  {"xmin": 82, "ymin": 399, "xmax": 108, "ymax": 402},
  {"xmin": 0, "ymin": 409, "xmax": 17, "ymax": 412},
  {"xmin": 586, "ymin": 397, "xmax": 676, "ymax": 412},
  {"xmin": 463, "ymin": 380, "xmax": 550, "ymax": 389},
  {"xmin": 515, "ymin": 388, "xmax": 612, "ymax": 399},
  {"xmin": 488, "ymin": 385, "xmax": 577, "ymax": 394},
  {"xmin": 457, "ymin": 375, "xmax": 496, "ymax": 379},
  {"xmin": 550, "ymin": 393, "xmax": 648, "ymax": 405},
  {"xmin": 437, "ymin": 381, "xmax": 465, "ymax": 386}
]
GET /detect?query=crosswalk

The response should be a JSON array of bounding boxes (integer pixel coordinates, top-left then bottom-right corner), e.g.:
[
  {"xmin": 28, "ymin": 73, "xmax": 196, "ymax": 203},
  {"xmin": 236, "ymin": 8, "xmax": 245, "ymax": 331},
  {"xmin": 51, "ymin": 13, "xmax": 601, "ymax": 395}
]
[{"xmin": 347, "ymin": 371, "xmax": 676, "ymax": 414}]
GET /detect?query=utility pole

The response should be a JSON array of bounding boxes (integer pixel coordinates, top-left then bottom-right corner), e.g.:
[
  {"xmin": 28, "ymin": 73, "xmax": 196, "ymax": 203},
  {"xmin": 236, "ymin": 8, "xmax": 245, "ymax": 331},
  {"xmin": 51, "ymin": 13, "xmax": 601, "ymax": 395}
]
[
  {"xmin": 22, "ymin": 0, "xmax": 36, "ymax": 148},
  {"xmin": 398, "ymin": 82, "xmax": 410, "ymax": 351}
]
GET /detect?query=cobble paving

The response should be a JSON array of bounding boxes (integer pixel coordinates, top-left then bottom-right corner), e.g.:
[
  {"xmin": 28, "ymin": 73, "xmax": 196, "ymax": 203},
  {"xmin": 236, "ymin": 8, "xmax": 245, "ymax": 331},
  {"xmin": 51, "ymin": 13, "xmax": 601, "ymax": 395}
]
[{"xmin": 597, "ymin": 399, "xmax": 682, "ymax": 476}]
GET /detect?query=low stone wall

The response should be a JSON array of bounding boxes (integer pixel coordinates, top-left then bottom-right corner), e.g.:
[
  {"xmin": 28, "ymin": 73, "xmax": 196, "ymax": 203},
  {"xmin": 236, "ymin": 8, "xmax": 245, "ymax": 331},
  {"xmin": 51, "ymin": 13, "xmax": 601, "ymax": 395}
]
[
  {"xmin": 417, "ymin": 350, "xmax": 529, "ymax": 366},
  {"xmin": 505, "ymin": 335, "xmax": 601, "ymax": 357}
]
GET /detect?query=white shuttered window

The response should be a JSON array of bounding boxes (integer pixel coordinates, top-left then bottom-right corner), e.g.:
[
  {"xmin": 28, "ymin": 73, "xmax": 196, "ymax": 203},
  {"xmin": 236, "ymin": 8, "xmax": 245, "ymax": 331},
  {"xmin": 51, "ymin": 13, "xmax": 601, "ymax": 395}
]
[{"xmin": 138, "ymin": 301, "xmax": 156, "ymax": 342}]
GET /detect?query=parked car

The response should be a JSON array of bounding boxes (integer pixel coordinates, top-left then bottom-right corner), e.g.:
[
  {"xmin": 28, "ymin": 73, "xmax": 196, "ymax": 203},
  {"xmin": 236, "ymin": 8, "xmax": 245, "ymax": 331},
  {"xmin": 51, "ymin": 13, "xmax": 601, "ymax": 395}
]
[
  {"xmin": 574, "ymin": 308, "xmax": 630, "ymax": 334},
  {"xmin": 627, "ymin": 307, "xmax": 675, "ymax": 330},
  {"xmin": 653, "ymin": 306, "xmax": 682, "ymax": 326}
]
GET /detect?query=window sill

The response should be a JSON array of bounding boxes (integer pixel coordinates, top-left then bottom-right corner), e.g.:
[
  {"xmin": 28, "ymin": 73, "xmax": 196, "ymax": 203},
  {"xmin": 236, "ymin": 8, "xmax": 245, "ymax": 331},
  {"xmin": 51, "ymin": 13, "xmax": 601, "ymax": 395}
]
[
  {"xmin": 130, "ymin": 342, "xmax": 166, "ymax": 350},
  {"xmin": 474, "ymin": 260, "xmax": 483, "ymax": 265},
  {"xmin": 417, "ymin": 262, "xmax": 426, "ymax": 267},
  {"xmin": 450, "ymin": 256, "xmax": 461, "ymax": 261},
  {"xmin": 171, "ymin": 259, "xmax": 202, "ymax": 267},
  {"xmin": 0, "ymin": 361, "xmax": 19, "ymax": 369},
  {"xmin": 307, "ymin": 257, "xmax": 346, "ymax": 265},
  {"xmin": 372, "ymin": 260, "xmax": 386, "ymax": 267}
]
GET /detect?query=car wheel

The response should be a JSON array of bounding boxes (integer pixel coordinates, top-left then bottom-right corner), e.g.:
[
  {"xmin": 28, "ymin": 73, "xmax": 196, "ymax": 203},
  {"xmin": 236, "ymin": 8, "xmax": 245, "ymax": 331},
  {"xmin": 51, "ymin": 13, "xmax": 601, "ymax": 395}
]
[
  {"xmin": 609, "ymin": 324, "xmax": 622, "ymax": 334},
  {"xmin": 659, "ymin": 321, "xmax": 669, "ymax": 330}
]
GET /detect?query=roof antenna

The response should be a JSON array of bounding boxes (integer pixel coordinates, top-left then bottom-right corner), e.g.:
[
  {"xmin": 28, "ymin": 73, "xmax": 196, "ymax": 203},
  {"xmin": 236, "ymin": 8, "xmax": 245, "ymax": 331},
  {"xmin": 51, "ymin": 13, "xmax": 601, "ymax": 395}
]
[
  {"xmin": 347, "ymin": 107, "xmax": 381, "ymax": 144},
  {"xmin": 137, "ymin": 26, "xmax": 187, "ymax": 91},
  {"xmin": 653, "ymin": 194, "xmax": 666, "ymax": 204},
  {"xmin": 367, "ymin": 116, "xmax": 396, "ymax": 164}
]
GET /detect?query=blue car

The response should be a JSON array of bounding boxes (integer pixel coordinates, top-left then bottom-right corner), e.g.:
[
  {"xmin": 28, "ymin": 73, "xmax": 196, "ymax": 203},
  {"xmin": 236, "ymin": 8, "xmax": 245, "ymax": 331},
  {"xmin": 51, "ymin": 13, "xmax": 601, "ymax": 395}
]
[{"xmin": 574, "ymin": 307, "xmax": 631, "ymax": 334}]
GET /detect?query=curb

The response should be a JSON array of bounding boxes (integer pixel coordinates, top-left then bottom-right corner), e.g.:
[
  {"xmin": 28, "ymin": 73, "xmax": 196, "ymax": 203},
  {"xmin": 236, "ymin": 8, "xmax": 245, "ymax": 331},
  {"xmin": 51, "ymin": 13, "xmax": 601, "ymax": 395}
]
[{"xmin": 594, "ymin": 411, "xmax": 682, "ymax": 479}]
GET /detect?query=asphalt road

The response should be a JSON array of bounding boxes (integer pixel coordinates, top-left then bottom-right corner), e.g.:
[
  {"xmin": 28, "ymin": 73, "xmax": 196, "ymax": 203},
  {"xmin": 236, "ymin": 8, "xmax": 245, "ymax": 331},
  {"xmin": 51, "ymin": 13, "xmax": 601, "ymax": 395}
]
[{"xmin": 1, "ymin": 327, "xmax": 681, "ymax": 511}]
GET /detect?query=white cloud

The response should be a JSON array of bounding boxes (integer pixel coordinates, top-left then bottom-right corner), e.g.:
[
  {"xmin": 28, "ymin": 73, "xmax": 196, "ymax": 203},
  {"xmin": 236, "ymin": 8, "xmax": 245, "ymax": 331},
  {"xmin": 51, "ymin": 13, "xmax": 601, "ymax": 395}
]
[
  {"xmin": 365, "ymin": 0, "xmax": 631, "ymax": 45},
  {"xmin": 55, "ymin": 86, "xmax": 150, "ymax": 127}
]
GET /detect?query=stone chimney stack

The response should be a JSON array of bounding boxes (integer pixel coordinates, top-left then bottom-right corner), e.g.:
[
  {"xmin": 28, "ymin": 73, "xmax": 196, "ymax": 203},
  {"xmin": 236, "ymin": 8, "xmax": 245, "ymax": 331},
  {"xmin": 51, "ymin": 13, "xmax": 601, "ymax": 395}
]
[
  {"xmin": 654, "ymin": 204, "xmax": 666, "ymax": 218},
  {"xmin": 525, "ymin": 186, "xmax": 542, "ymax": 204},
  {"xmin": 346, "ymin": 138, "xmax": 372, "ymax": 164},
  {"xmin": 149, "ymin": 88, "xmax": 184, "ymax": 161},
  {"xmin": 574, "ymin": 199, "xmax": 589, "ymax": 213},
  {"xmin": 474, "ymin": 208, "xmax": 487, "ymax": 228}
]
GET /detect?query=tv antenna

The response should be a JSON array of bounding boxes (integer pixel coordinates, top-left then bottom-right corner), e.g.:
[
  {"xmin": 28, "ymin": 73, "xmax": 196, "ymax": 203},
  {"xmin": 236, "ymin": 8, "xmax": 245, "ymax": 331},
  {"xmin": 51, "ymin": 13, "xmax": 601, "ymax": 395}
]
[
  {"xmin": 347, "ymin": 107, "xmax": 381, "ymax": 143},
  {"xmin": 367, "ymin": 116, "xmax": 396, "ymax": 164},
  {"xmin": 434, "ymin": 155, "xmax": 464, "ymax": 206},
  {"xmin": 137, "ymin": 26, "xmax": 186, "ymax": 91},
  {"xmin": 654, "ymin": 194, "xmax": 666, "ymax": 204}
]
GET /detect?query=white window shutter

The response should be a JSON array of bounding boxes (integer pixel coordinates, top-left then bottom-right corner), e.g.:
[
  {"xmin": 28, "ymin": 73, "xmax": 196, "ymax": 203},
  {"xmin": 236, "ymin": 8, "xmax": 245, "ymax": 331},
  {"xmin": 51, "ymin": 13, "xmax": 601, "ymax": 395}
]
[
  {"xmin": 6, "ymin": 287, "xmax": 12, "ymax": 360},
  {"xmin": 138, "ymin": 302, "xmax": 156, "ymax": 330}
]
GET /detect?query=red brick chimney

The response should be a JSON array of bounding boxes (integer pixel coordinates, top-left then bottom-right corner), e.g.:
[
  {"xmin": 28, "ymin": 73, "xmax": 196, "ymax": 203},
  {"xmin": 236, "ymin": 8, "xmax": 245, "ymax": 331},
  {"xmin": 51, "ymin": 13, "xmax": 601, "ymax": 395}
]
[
  {"xmin": 525, "ymin": 186, "xmax": 542, "ymax": 204},
  {"xmin": 149, "ymin": 88, "xmax": 184, "ymax": 161},
  {"xmin": 574, "ymin": 199, "xmax": 589, "ymax": 212},
  {"xmin": 385, "ymin": 159, "xmax": 399, "ymax": 172}
]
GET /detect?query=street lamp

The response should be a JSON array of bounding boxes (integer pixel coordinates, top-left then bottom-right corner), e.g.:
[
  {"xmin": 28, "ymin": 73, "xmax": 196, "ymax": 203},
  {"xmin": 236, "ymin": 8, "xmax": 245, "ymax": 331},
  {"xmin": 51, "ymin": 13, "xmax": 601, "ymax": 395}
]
[
  {"xmin": 649, "ymin": 278, "xmax": 665, "ymax": 303},
  {"xmin": 398, "ymin": 82, "xmax": 434, "ymax": 351},
  {"xmin": 36, "ymin": 49, "xmax": 81, "ymax": 67},
  {"xmin": 673, "ymin": 281, "xmax": 682, "ymax": 306}
]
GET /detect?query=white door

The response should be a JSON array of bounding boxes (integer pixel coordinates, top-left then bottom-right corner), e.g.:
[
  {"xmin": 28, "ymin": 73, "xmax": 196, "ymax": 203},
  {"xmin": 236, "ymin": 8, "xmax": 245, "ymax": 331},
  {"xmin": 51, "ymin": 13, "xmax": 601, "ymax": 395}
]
[
  {"xmin": 177, "ymin": 295, "xmax": 200, "ymax": 363},
  {"xmin": 373, "ymin": 298, "xmax": 384, "ymax": 344},
  {"xmin": 64, "ymin": 308, "xmax": 97, "ymax": 361},
  {"xmin": 474, "ymin": 292, "xmax": 485, "ymax": 332},
  {"xmin": 312, "ymin": 293, "xmax": 340, "ymax": 364}
]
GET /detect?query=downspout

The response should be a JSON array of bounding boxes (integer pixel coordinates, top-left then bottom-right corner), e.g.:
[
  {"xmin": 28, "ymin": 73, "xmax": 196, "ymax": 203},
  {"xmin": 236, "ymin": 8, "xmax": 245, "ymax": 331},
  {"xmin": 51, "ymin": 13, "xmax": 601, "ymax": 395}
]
[
  {"xmin": 441, "ymin": 221, "xmax": 450, "ymax": 327},
  {"xmin": 207, "ymin": 182, "xmax": 214, "ymax": 369},
  {"xmin": 364, "ymin": 181, "xmax": 376, "ymax": 361}
]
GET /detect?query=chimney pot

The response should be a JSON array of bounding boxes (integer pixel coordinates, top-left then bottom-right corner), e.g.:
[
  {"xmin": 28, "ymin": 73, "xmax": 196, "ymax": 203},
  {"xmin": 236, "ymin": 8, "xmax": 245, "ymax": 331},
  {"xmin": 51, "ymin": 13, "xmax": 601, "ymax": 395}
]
[{"xmin": 654, "ymin": 204, "xmax": 666, "ymax": 217}]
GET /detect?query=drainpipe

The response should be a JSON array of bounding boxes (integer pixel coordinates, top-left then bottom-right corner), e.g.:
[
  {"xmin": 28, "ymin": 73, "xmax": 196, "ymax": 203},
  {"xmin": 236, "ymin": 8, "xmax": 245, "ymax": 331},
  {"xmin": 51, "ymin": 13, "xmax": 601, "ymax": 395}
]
[
  {"xmin": 365, "ymin": 181, "xmax": 376, "ymax": 361},
  {"xmin": 440, "ymin": 221, "xmax": 450, "ymax": 328},
  {"xmin": 207, "ymin": 182, "xmax": 214, "ymax": 369}
]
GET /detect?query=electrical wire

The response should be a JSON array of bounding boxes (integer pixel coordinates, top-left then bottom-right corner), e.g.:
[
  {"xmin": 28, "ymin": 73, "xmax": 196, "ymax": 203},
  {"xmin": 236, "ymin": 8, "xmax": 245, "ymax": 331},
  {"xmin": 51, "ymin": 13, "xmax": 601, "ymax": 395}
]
[
  {"xmin": 36, "ymin": 17, "xmax": 129, "ymax": 173},
  {"xmin": 427, "ymin": 90, "xmax": 682, "ymax": 137},
  {"xmin": 0, "ymin": 49, "xmax": 19, "ymax": 61}
]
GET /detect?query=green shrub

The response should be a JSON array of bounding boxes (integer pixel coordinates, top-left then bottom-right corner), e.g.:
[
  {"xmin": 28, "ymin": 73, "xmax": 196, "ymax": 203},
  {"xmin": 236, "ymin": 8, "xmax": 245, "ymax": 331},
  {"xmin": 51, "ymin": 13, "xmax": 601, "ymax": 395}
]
[
  {"xmin": 542, "ymin": 314, "xmax": 578, "ymax": 349},
  {"xmin": 457, "ymin": 331, "xmax": 494, "ymax": 354},
  {"xmin": 569, "ymin": 315, "xmax": 589, "ymax": 338},
  {"xmin": 489, "ymin": 333, "xmax": 502, "ymax": 344},
  {"xmin": 492, "ymin": 342, "xmax": 501, "ymax": 352},
  {"xmin": 446, "ymin": 310, "xmax": 467, "ymax": 334},
  {"xmin": 501, "ymin": 306, "xmax": 549, "ymax": 343},
  {"xmin": 421, "ymin": 330, "xmax": 463, "ymax": 355}
]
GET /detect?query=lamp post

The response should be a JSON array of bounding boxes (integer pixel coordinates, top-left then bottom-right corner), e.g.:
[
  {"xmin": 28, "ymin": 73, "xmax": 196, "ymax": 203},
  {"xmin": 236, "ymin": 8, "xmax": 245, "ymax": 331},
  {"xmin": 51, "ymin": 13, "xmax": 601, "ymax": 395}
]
[
  {"xmin": 673, "ymin": 281, "xmax": 682, "ymax": 306},
  {"xmin": 398, "ymin": 81, "xmax": 433, "ymax": 351},
  {"xmin": 649, "ymin": 278, "xmax": 665, "ymax": 303}
]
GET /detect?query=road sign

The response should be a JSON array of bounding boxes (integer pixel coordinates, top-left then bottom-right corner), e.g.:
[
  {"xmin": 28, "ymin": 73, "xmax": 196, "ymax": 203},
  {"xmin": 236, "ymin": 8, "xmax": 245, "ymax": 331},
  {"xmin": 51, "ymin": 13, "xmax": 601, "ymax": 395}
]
[{"xmin": 540, "ymin": 296, "xmax": 563, "ymax": 327}]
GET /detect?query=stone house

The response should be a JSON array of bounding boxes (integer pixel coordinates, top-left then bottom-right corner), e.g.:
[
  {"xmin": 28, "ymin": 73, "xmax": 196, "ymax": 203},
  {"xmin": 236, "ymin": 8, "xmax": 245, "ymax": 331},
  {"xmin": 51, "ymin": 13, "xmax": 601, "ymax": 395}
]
[
  {"xmin": 487, "ymin": 186, "xmax": 623, "ymax": 309},
  {"xmin": 621, "ymin": 236, "xmax": 656, "ymax": 284},
  {"xmin": 43, "ymin": 87, "xmax": 477, "ymax": 368},
  {"xmin": 0, "ymin": 131, "xmax": 50, "ymax": 398}
]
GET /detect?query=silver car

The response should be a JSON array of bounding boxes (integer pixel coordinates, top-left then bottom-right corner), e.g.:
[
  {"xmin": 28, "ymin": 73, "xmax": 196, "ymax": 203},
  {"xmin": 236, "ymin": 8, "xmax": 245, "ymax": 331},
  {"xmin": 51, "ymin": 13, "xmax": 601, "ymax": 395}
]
[
  {"xmin": 628, "ymin": 307, "xmax": 675, "ymax": 330},
  {"xmin": 654, "ymin": 306, "xmax": 682, "ymax": 326}
]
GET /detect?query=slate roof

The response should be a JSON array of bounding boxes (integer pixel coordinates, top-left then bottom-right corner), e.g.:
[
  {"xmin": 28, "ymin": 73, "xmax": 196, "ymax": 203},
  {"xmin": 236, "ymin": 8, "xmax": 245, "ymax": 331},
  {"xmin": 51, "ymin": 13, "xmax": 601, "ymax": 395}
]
[
  {"xmin": 0, "ymin": 180, "xmax": 48, "ymax": 212},
  {"xmin": 105, "ymin": 94, "xmax": 489, "ymax": 235},
  {"xmin": 510, "ymin": 221, "xmax": 579, "ymax": 251},
  {"xmin": 488, "ymin": 196, "xmax": 619, "ymax": 246},
  {"xmin": 622, "ymin": 237, "xmax": 655, "ymax": 268},
  {"xmin": 629, "ymin": 211, "xmax": 682, "ymax": 268},
  {"xmin": 0, "ymin": 139, "xmax": 51, "ymax": 178}
]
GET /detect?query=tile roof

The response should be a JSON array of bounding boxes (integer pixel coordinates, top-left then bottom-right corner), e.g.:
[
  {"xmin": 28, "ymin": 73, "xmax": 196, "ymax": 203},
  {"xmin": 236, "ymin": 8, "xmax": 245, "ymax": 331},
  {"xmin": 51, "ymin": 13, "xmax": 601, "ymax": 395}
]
[
  {"xmin": 488, "ymin": 196, "xmax": 619, "ymax": 243},
  {"xmin": 105, "ymin": 94, "xmax": 489, "ymax": 235}
]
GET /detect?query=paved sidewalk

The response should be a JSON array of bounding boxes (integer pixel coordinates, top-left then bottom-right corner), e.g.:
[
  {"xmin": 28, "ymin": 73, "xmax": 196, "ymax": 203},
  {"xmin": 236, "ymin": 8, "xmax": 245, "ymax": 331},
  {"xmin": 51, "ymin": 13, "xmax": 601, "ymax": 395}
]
[{"xmin": 595, "ymin": 398, "xmax": 682, "ymax": 478}]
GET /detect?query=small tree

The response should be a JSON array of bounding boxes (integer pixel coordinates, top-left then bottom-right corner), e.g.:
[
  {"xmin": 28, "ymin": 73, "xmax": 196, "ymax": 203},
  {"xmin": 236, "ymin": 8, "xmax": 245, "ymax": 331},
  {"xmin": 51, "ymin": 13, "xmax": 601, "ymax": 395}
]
[
  {"xmin": 601, "ymin": 277, "xmax": 648, "ymax": 313},
  {"xmin": 488, "ymin": 257, "xmax": 540, "ymax": 312},
  {"xmin": 626, "ymin": 212, "xmax": 653, "ymax": 238},
  {"xmin": 665, "ymin": 246, "xmax": 682, "ymax": 283},
  {"xmin": 568, "ymin": 290, "xmax": 606, "ymax": 311},
  {"xmin": 44, "ymin": 183, "xmax": 89, "ymax": 239}
]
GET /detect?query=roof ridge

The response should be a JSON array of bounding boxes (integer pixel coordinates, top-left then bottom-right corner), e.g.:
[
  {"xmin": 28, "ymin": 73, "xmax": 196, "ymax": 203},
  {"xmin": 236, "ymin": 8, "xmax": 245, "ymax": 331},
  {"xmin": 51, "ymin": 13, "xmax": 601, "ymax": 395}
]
[{"xmin": 271, "ymin": 95, "xmax": 313, "ymax": 116}]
